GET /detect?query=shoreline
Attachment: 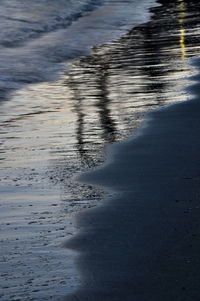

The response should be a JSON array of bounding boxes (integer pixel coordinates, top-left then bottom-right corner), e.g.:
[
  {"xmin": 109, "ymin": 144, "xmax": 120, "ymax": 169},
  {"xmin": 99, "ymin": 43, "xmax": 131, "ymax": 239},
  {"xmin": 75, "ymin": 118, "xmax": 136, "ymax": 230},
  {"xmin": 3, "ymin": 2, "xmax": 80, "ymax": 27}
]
[
  {"xmin": 0, "ymin": 0, "xmax": 156, "ymax": 102},
  {"xmin": 64, "ymin": 1, "xmax": 200, "ymax": 300}
]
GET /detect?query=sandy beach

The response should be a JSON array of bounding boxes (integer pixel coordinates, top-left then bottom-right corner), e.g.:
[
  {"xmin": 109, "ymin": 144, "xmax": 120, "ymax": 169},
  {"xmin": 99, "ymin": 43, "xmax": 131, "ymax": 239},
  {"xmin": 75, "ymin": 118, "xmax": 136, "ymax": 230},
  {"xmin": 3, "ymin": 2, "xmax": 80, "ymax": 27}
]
[
  {"xmin": 66, "ymin": 77, "xmax": 200, "ymax": 300},
  {"xmin": 1, "ymin": 0, "xmax": 200, "ymax": 300}
]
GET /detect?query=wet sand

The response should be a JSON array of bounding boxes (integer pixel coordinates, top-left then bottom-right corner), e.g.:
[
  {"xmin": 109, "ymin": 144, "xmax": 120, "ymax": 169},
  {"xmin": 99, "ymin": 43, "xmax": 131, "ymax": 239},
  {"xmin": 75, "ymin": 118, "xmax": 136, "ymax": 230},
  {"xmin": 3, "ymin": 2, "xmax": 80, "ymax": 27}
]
[
  {"xmin": 66, "ymin": 74, "xmax": 200, "ymax": 300},
  {"xmin": 64, "ymin": 1, "xmax": 200, "ymax": 300}
]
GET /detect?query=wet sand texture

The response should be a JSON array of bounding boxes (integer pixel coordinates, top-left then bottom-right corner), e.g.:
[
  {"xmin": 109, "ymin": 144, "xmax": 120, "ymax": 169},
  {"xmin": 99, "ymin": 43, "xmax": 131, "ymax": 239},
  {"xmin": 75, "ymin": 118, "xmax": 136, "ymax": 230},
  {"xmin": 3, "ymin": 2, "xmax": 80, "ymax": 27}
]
[{"xmin": 64, "ymin": 1, "xmax": 200, "ymax": 300}]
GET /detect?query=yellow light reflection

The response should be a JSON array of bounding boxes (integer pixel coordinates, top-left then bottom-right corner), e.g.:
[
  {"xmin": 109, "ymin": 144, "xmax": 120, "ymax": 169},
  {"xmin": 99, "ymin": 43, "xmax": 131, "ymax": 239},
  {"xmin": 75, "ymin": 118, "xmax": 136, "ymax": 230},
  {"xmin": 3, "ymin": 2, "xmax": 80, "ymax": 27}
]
[{"xmin": 178, "ymin": 0, "xmax": 186, "ymax": 60}]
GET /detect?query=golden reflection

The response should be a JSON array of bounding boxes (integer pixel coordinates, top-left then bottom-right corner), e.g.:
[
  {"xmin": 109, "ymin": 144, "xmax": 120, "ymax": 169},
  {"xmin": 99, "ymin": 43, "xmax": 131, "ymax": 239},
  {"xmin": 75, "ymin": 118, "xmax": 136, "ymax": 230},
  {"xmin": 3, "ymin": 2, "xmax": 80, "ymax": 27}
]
[{"xmin": 178, "ymin": 0, "xmax": 186, "ymax": 59}]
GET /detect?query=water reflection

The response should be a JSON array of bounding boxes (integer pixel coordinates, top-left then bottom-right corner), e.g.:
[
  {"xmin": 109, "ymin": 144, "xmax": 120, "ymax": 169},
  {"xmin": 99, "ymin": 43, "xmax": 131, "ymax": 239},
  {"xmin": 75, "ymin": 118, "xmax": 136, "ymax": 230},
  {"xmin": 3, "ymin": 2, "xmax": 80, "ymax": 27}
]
[
  {"xmin": 67, "ymin": 56, "xmax": 116, "ymax": 167},
  {"xmin": 178, "ymin": 0, "xmax": 186, "ymax": 59}
]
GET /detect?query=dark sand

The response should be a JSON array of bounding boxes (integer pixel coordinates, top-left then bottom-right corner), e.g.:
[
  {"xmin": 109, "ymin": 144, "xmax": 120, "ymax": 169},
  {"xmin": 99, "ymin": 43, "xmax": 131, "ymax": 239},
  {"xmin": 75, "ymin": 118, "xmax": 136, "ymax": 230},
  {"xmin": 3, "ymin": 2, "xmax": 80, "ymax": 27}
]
[
  {"xmin": 64, "ymin": 1, "xmax": 200, "ymax": 300},
  {"xmin": 66, "ymin": 65, "xmax": 200, "ymax": 301}
]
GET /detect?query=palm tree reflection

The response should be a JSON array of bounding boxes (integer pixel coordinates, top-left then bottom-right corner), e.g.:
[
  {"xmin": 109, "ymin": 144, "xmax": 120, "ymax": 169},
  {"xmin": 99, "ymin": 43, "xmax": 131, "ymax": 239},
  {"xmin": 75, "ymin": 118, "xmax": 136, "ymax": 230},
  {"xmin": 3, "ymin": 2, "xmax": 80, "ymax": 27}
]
[
  {"xmin": 67, "ymin": 55, "xmax": 116, "ymax": 168},
  {"xmin": 63, "ymin": 0, "xmax": 195, "ymax": 172}
]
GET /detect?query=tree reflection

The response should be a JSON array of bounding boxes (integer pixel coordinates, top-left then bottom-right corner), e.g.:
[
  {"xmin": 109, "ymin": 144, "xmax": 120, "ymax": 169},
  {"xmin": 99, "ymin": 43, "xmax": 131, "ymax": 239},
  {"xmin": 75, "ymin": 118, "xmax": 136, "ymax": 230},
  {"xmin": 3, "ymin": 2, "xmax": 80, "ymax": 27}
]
[{"xmin": 63, "ymin": 0, "xmax": 196, "ymax": 171}]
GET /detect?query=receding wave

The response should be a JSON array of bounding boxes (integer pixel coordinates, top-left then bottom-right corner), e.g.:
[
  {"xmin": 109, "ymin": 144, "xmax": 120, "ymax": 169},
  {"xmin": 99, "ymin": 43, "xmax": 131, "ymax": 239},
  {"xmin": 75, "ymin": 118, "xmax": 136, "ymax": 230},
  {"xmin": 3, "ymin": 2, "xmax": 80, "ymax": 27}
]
[
  {"xmin": 0, "ymin": 0, "xmax": 157, "ymax": 100},
  {"xmin": 0, "ymin": 0, "xmax": 103, "ymax": 48}
]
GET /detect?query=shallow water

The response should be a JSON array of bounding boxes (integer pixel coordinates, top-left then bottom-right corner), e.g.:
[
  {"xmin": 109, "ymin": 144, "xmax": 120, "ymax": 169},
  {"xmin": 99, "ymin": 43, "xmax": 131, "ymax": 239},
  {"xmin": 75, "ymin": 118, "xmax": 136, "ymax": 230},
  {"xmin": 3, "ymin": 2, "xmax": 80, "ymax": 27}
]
[
  {"xmin": 1, "ymin": 0, "xmax": 200, "ymax": 300},
  {"xmin": 0, "ymin": 0, "xmax": 156, "ymax": 100}
]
